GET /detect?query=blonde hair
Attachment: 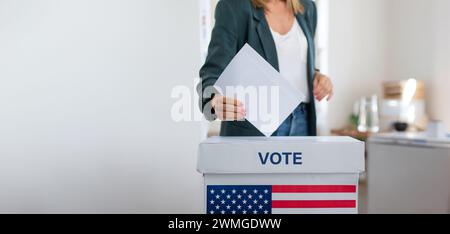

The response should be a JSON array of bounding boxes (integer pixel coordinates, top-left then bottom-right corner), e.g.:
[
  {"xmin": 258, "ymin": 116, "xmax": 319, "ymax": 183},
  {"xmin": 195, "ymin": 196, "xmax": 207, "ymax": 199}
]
[{"xmin": 252, "ymin": 0, "xmax": 304, "ymax": 15}]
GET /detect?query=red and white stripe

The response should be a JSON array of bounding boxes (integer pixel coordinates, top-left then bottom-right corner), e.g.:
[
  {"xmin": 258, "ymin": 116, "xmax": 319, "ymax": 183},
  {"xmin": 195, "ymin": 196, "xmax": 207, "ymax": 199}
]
[{"xmin": 271, "ymin": 185, "xmax": 358, "ymax": 214}]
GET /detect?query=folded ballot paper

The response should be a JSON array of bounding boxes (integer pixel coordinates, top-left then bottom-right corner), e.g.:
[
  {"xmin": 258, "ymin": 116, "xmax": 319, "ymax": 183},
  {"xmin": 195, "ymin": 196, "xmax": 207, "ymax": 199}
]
[{"xmin": 214, "ymin": 44, "xmax": 306, "ymax": 136}]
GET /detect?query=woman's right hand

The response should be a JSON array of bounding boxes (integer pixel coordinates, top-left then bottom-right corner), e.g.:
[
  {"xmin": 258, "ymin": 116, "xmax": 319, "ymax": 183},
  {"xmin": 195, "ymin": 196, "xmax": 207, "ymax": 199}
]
[{"xmin": 211, "ymin": 94, "xmax": 246, "ymax": 121}]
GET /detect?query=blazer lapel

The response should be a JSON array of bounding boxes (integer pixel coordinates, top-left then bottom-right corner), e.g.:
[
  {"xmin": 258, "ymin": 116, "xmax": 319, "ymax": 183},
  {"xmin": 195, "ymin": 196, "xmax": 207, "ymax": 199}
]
[
  {"xmin": 295, "ymin": 13, "xmax": 315, "ymax": 83},
  {"xmin": 253, "ymin": 8, "xmax": 279, "ymax": 71}
]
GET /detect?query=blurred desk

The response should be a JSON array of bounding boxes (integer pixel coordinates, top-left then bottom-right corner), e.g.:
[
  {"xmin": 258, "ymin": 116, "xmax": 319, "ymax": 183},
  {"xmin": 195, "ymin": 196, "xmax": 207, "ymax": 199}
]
[{"xmin": 331, "ymin": 129, "xmax": 372, "ymax": 141}]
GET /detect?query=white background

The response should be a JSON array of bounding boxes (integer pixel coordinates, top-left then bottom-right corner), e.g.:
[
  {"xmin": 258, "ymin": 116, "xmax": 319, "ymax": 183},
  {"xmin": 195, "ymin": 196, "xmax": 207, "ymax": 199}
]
[{"xmin": 0, "ymin": 0, "xmax": 203, "ymax": 213}]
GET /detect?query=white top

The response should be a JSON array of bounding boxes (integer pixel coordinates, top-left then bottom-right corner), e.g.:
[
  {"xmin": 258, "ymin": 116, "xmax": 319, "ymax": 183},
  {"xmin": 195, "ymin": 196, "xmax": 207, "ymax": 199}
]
[{"xmin": 270, "ymin": 21, "xmax": 309, "ymax": 103}]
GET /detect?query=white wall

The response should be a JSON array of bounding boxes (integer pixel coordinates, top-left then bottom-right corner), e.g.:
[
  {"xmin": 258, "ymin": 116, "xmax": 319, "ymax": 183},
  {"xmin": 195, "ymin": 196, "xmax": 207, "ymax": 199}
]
[
  {"xmin": 387, "ymin": 0, "xmax": 450, "ymax": 129},
  {"xmin": 0, "ymin": 0, "xmax": 203, "ymax": 213},
  {"xmin": 327, "ymin": 0, "xmax": 388, "ymax": 129}
]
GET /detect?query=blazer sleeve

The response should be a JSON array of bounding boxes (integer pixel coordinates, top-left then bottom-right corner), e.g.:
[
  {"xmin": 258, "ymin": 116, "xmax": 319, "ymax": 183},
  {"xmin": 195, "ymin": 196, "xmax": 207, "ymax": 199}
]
[{"xmin": 197, "ymin": 0, "xmax": 238, "ymax": 121}]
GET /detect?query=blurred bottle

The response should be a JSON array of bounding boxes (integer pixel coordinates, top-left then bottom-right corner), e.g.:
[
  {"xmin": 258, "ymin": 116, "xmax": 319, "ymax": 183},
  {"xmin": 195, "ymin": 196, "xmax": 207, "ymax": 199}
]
[
  {"xmin": 358, "ymin": 95, "xmax": 380, "ymax": 133},
  {"xmin": 357, "ymin": 97, "xmax": 368, "ymax": 132}
]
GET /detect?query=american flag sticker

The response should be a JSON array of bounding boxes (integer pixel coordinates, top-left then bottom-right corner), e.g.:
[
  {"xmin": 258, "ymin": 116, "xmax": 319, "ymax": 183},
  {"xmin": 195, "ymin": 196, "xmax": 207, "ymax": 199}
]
[{"xmin": 206, "ymin": 185, "xmax": 357, "ymax": 214}]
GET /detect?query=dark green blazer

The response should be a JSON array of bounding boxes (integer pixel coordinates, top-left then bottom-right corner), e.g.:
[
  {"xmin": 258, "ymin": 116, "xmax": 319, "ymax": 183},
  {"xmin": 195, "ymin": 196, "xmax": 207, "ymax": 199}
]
[{"xmin": 198, "ymin": 0, "xmax": 318, "ymax": 136}]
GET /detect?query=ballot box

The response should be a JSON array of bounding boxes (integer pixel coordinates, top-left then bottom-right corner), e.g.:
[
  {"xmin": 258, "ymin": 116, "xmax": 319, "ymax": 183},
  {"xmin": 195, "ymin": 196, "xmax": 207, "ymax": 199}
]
[{"xmin": 197, "ymin": 137, "xmax": 365, "ymax": 214}]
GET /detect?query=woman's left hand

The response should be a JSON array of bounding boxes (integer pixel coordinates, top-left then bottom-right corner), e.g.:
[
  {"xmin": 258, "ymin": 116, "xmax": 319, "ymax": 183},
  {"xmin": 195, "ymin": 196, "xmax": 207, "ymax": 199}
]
[{"xmin": 313, "ymin": 72, "xmax": 333, "ymax": 101}]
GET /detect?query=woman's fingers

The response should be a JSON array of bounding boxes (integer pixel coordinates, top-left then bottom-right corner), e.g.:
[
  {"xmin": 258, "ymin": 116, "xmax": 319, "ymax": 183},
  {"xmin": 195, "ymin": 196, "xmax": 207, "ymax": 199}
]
[
  {"xmin": 215, "ymin": 103, "xmax": 245, "ymax": 114},
  {"xmin": 326, "ymin": 89, "xmax": 334, "ymax": 101},
  {"xmin": 313, "ymin": 74, "xmax": 323, "ymax": 96},
  {"xmin": 327, "ymin": 81, "xmax": 334, "ymax": 100},
  {"xmin": 313, "ymin": 74, "xmax": 333, "ymax": 101},
  {"xmin": 216, "ymin": 109, "xmax": 246, "ymax": 121},
  {"xmin": 313, "ymin": 73, "xmax": 320, "ymax": 89},
  {"xmin": 313, "ymin": 76, "xmax": 324, "ymax": 100},
  {"xmin": 212, "ymin": 95, "xmax": 246, "ymax": 120},
  {"xmin": 318, "ymin": 78, "xmax": 331, "ymax": 100},
  {"xmin": 221, "ymin": 96, "xmax": 244, "ymax": 107},
  {"xmin": 213, "ymin": 95, "xmax": 244, "ymax": 108}
]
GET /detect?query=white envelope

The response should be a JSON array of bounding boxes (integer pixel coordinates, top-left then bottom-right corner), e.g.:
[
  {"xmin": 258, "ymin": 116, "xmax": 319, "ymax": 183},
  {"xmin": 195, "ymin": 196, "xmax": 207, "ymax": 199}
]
[{"xmin": 214, "ymin": 44, "xmax": 306, "ymax": 136}]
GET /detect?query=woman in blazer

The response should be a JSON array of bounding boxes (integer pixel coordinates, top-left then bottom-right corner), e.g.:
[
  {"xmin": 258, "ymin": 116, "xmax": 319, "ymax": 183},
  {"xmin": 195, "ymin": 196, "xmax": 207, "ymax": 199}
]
[{"xmin": 198, "ymin": 0, "xmax": 333, "ymax": 136}]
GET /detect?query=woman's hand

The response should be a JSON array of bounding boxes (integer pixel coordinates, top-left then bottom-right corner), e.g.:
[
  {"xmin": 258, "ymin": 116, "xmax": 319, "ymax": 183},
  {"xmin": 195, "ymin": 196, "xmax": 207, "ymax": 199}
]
[
  {"xmin": 212, "ymin": 94, "xmax": 246, "ymax": 121},
  {"xmin": 313, "ymin": 72, "xmax": 334, "ymax": 101}
]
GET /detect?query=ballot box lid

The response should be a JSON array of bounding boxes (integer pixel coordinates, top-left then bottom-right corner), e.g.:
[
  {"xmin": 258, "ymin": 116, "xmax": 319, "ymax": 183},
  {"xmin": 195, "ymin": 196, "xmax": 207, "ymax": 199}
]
[{"xmin": 197, "ymin": 137, "xmax": 365, "ymax": 174}]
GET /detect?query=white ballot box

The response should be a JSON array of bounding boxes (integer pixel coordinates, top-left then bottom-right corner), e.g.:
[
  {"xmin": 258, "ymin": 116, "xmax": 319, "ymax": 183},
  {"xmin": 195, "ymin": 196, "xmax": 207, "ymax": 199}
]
[{"xmin": 197, "ymin": 137, "xmax": 365, "ymax": 214}]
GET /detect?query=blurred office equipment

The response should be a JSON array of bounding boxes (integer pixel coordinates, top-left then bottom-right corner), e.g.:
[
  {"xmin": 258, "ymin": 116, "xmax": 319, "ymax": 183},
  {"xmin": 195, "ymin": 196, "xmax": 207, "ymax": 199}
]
[
  {"xmin": 367, "ymin": 132, "xmax": 450, "ymax": 213},
  {"xmin": 379, "ymin": 79, "xmax": 428, "ymax": 132}
]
